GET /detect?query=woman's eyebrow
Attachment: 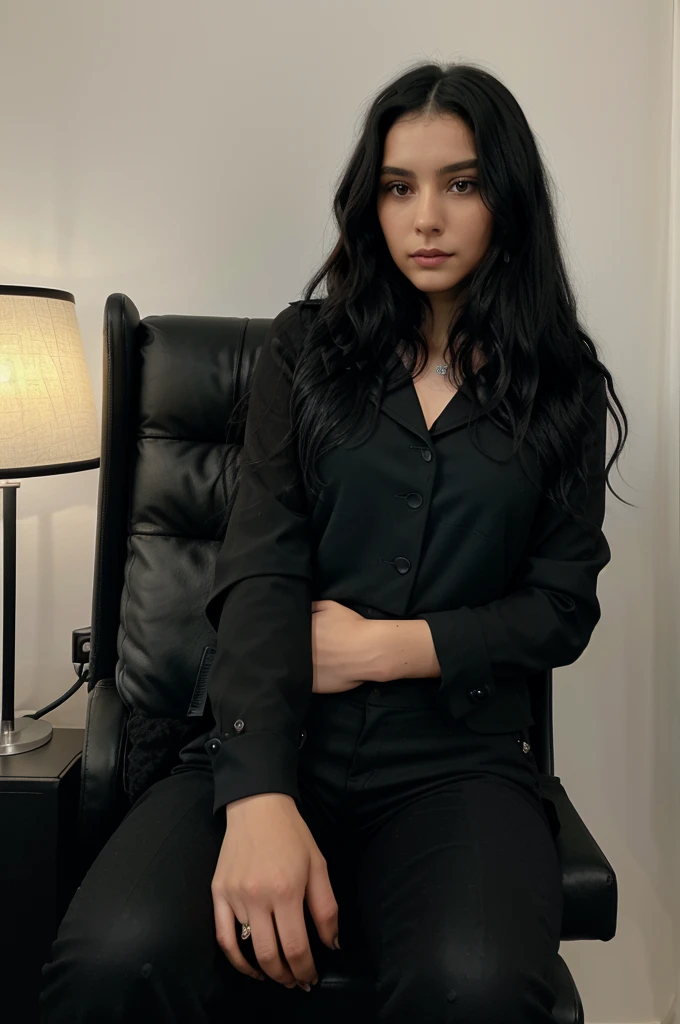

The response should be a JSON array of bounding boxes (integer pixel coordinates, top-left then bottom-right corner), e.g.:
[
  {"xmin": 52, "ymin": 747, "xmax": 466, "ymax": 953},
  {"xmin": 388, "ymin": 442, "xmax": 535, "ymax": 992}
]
[{"xmin": 379, "ymin": 159, "xmax": 478, "ymax": 178}]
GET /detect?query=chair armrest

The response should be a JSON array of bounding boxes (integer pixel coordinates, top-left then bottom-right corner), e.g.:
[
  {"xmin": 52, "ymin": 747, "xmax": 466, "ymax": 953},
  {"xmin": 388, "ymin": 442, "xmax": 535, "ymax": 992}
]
[
  {"xmin": 77, "ymin": 678, "xmax": 129, "ymax": 878},
  {"xmin": 539, "ymin": 775, "xmax": 618, "ymax": 941}
]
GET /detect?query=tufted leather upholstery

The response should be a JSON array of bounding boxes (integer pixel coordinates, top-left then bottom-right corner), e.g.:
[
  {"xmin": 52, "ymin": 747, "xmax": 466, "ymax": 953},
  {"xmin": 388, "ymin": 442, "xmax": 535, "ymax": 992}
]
[{"xmin": 77, "ymin": 292, "xmax": 618, "ymax": 1022}]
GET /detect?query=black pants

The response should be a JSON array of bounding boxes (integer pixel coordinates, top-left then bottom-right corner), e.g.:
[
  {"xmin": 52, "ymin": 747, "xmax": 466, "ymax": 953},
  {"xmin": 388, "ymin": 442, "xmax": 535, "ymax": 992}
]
[{"xmin": 40, "ymin": 679, "xmax": 563, "ymax": 1023}]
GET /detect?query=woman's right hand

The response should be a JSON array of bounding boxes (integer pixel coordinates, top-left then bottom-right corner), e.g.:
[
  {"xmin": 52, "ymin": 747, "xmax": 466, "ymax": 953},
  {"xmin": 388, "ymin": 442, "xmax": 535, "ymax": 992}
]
[{"xmin": 211, "ymin": 792, "xmax": 339, "ymax": 990}]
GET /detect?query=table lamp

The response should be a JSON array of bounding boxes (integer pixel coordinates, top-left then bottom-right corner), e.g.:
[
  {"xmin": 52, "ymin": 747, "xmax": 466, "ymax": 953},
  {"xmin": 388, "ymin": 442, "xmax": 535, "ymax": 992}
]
[{"xmin": 0, "ymin": 286, "xmax": 100, "ymax": 755}]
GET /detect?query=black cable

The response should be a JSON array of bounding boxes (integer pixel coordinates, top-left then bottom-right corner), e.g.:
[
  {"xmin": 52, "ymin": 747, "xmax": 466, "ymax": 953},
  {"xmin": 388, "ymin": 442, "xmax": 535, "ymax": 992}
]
[{"xmin": 26, "ymin": 663, "xmax": 90, "ymax": 720}]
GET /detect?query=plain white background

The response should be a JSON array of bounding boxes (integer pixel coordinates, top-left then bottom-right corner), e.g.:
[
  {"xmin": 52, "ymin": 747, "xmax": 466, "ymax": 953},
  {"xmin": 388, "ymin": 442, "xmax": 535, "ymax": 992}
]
[{"xmin": 0, "ymin": 2, "xmax": 677, "ymax": 1021}]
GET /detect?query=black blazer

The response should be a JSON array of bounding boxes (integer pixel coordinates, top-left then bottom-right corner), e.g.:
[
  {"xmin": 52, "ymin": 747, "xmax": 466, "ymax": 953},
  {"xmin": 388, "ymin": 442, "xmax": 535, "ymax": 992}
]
[{"xmin": 202, "ymin": 300, "xmax": 611, "ymax": 815}]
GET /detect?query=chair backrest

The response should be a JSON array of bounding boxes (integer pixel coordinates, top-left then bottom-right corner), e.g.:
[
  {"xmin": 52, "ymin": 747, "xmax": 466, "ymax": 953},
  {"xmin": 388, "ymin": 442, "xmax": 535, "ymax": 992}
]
[
  {"xmin": 89, "ymin": 293, "xmax": 555, "ymax": 811},
  {"xmin": 89, "ymin": 293, "xmax": 274, "ymax": 805}
]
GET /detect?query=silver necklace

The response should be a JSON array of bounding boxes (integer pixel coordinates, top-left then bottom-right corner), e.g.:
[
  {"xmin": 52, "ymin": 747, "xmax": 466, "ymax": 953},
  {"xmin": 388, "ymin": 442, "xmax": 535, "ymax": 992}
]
[{"xmin": 434, "ymin": 364, "xmax": 448, "ymax": 375}]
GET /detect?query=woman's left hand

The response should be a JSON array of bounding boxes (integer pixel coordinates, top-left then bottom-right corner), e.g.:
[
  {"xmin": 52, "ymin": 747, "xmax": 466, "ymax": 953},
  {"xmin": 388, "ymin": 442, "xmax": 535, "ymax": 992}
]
[{"xmin": 310, "ymin": 600, "xmax": 374, "ymax": 695}]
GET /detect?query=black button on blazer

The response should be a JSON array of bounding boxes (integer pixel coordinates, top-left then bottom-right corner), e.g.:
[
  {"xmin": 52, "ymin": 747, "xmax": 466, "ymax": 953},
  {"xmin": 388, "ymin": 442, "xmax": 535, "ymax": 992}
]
[{"xmin": 203, "ymin": 300, "xmax": 611, "ymax": 815}]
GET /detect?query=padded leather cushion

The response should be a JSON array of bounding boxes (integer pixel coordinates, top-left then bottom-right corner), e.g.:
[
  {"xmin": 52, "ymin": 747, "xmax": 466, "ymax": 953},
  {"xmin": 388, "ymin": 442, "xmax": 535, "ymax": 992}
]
[{"xmin": 113, "ymin": 313, "xmax": 258, "ymax": 803}]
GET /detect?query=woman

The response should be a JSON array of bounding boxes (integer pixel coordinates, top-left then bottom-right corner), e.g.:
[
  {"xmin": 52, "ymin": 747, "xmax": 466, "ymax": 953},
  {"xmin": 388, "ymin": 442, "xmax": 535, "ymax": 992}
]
[{"xmin": 41, "ymin": 60, "xmax": 629, "ymax": 1023}]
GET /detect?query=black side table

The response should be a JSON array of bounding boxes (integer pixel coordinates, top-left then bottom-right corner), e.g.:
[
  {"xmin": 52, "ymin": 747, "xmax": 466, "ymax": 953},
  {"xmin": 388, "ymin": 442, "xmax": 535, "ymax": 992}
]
[{"xmin": 0, "ymin": 726, "xmax": 85, "ymax": 1024}]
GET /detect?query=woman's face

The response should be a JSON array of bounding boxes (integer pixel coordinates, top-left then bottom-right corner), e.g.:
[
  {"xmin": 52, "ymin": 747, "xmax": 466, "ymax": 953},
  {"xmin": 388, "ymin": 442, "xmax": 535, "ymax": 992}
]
[{"xmin": 376, "ymin": 113, "xmax": 494, "ymax": 305}]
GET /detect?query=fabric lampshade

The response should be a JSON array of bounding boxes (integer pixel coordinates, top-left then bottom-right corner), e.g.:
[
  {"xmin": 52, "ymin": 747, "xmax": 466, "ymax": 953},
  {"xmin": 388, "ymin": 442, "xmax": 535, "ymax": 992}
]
[{"xmin": 0, "ymin": 286, "xmax": 99, "ymax": 477}]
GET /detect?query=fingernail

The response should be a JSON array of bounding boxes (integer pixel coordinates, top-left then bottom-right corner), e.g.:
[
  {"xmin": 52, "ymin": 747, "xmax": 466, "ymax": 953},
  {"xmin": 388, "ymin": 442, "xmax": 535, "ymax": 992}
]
[
  {"xmin": 254, "ymin": 974, "xmax": 265, "ymax": 982},
  {"xmin": 297, "ymin": 981, "xmax": 311, "ymax": 992},
  {"xmin": 333, "ymin": 937, "xmax": 341, "ymax": 950}
]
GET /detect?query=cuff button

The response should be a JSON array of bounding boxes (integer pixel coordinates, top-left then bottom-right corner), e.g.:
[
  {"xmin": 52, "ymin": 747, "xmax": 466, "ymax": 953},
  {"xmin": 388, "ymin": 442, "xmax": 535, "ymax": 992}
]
[
  {"xmin": 467, "ymin": 686, "xmax": 490, "ymax": 703},
  {"xmin": 298, "ymin": 728, "xmax": 307, "ymax": 749},
  {"xmin": 206, "ymin": 738, "xmax": 222, "ymax": 755}
]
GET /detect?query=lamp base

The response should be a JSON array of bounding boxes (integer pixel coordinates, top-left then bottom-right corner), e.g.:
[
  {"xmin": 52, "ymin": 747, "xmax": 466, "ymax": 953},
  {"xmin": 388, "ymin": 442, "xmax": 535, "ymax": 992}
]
[{"xmin": 0, "ymin": 716, "xmax": 53, "ymax": 755}]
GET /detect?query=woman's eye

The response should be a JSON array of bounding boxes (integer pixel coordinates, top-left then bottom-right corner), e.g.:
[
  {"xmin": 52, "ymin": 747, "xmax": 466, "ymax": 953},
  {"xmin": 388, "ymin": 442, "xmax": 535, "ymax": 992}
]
[
  {"xmin": 385, "ymin": 178, "xmax": 478, "ymax": 197},
  {"xmin": 452, "ymin": 179, "xmax": 478, "ymax": 194}
]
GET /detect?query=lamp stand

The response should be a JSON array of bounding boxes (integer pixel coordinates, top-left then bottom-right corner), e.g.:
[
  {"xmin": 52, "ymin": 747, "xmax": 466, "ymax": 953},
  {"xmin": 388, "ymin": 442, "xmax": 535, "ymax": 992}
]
[{"xmin": 0, "ymin": 481, "xmax": 52, "ymax": 755}]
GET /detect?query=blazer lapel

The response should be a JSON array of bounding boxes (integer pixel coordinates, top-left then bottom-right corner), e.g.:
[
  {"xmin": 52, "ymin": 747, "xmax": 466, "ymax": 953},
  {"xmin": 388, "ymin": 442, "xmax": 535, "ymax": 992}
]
[{"xmin": 376, "ymin": 355, "xmax": 493, "ymax": 441}]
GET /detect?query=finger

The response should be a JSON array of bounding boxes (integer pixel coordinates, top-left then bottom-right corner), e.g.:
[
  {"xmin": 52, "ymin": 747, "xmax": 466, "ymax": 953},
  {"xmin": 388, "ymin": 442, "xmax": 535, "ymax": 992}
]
[
  {"xmin": 212, "ymin": 890, "xmax": 265, "ymax": 982},
  {"xmin": 273, "ymin": 894, "xmax": 318, "ymax": 985},
  {"xmin": 305, "ymin": 855, "xmax": 340, "ymax": 950},
  {"xmin": 247, "ymin": 905, "xmax": 299, "ymax": 988}
]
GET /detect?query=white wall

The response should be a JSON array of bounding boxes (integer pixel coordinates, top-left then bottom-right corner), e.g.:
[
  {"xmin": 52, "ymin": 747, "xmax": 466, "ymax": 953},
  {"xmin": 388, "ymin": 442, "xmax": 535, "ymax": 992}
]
[{"xmin": 0, "ymin": 1, "xmax": 674, "ymax": 1021}]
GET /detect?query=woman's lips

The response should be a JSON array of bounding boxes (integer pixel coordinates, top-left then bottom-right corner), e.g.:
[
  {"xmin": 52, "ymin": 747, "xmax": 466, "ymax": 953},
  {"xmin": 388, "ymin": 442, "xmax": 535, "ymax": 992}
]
[{"xmin": 411, "ymin": 254, "xmax": 451, "ymax": 266}]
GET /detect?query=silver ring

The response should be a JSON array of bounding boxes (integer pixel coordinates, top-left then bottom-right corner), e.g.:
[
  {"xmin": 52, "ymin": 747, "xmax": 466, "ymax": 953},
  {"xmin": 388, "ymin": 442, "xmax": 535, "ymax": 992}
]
[{"xmin": 241, "ymin": 922, "xmax": 252, "ymax": 941}]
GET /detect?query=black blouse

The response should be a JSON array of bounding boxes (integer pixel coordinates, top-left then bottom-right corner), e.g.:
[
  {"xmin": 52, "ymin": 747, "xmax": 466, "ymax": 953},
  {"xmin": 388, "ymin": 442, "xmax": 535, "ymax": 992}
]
[{"xmin": 202, "ymin": 300, "xmax": 611, "ymax": 815}]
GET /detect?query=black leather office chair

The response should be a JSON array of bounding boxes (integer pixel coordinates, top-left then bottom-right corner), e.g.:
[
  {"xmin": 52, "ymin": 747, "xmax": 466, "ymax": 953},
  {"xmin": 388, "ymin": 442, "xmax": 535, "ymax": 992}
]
[{"xmin": 76, "ymin": 292, "xmax": 618, "ymax": 1023}]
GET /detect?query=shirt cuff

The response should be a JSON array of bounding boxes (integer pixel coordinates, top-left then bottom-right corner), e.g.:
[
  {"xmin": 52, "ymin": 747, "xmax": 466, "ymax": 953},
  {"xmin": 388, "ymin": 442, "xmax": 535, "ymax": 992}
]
[
  {"xmin": 416, "ymin": 607, "xmax": 497, "ymax": 718},
  {"xmin": 205, "ymin": 730, "xmax": 303, "ymax": 816}
]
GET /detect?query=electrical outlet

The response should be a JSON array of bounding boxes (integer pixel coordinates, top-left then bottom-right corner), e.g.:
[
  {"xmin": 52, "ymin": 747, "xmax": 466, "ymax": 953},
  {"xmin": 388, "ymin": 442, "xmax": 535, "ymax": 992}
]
[{"xmin": 72, "ymin": 627, "xmax": 91, "ymax": 667}]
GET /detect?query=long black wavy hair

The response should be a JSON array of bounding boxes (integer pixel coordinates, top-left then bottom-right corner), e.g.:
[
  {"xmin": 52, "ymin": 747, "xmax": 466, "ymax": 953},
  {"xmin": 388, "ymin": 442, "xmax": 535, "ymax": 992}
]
[{"xmin": 218, "ymin": 59, "xmax": 630, "ymax": 530}]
